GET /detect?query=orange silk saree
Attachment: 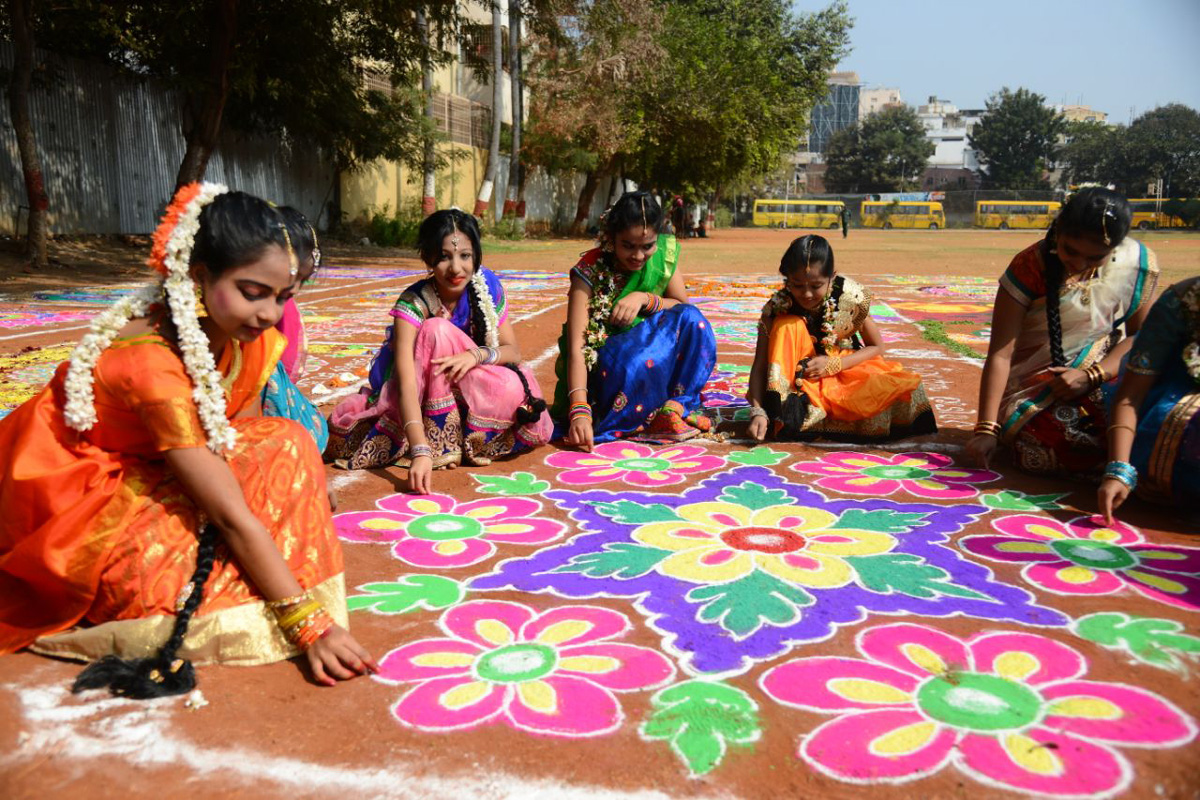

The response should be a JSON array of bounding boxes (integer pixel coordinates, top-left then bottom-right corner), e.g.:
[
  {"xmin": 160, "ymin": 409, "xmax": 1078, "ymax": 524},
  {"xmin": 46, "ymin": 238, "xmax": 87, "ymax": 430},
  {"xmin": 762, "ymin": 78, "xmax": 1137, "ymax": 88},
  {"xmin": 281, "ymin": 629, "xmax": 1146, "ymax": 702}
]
[{"xmin": 0, "ymin": 329, "xmax": 346, "ymax": 664}]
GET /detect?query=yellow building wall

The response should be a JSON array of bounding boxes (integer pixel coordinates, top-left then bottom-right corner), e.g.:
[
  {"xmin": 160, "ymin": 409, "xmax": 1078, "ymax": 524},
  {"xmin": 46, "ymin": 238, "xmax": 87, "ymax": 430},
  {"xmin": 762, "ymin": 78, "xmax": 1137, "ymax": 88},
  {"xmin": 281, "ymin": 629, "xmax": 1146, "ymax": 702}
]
[{"xmin": 340, "ymin": 143, "xmax": 490, "ymax": 223}]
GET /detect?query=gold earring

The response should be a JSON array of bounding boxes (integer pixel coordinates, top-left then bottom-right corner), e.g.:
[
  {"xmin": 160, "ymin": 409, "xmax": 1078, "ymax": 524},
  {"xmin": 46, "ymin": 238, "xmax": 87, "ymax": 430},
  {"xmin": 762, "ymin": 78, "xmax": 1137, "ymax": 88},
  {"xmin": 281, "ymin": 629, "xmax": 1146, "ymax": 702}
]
[{"xmin": 193, "ymin": 283, "xmax": 208, "ymax": 317}]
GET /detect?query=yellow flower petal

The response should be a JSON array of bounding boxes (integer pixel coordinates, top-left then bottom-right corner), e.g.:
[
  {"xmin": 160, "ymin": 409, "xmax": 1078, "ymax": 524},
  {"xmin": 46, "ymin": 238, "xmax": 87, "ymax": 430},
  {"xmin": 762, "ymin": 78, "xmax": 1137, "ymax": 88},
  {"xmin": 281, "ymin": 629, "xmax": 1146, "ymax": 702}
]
[
  {"xmin": 659, "ymin": 547, "xmax": 753, "ymax": 584},
  {"xmin": 1026, "ymin": 523, "xmax": 1067, "ymax": 540},
  {"xmin": 807, "ymin": 528, "xmax": 895, "ymax": 557},
  {"xmin": 1136, "ymin": 550, "xmax": 1188, "ymax": 560},
  {"xmin": 1125, "ymin": 570, "xmax": 1187, "ymax": 594},
  {"xmin": 1003, "ymin": 733, "xmax": 1065, "ymax": 777},
  {"xmin": 573, "ymin": 457, "xmax": 615, "ymax": 467},
  {"xmin": 434, "ymin": 540, "xmax": 468, "ymax": 556},
  {"xmin": 996, "ymin": 541, "xmax": 1053, "ymax": 554},
  {"xmin": 676, "ymin": 501, "xmax": 753, "ymax": 528},
  {"xmin": 485, "ymin": 523, "xmax": 534, "ymax": 535},
  {"xmin": 1088, "ymin": 528, "xmax": 1122, "ymax": 543},
  {"xmin": 517, "ymin": 680, "xmax": 558, "ymax": 714},
  {"xmin": 440, "ymin": 680, "xmax": 493, "ymax": 711},
  {"xmin": 474, "ymin": 620, "xmax": 514, "ymax": 646},
  {"xmin": 759, "ymin": 550, "xmax": 850, "ymax": 588},
  {"xmin": 408, "ymin": 498, "xmax": 446, "ymax": 514},
  {"xmin": 360, "ymin": 517, "xmax": 405, "ymax": 531},
  {"xmin": 993, "ymin": 651, "xmax": 1039, "ymax": 681},
  {"xmin": 828, "ymin": 678, "xmax": 912, "ymax": 705},
  {"xmin": 586, "ymin": 467, "xmax": 626, "ymax": 479},
  {"xmin": 535, "ymin": 620, "xmax": 592, "ymax": 646},
  {"xmin": 463, "ymin": 502, "xmax": 514, "ymax": 520},
  {"xmin": 901, "ymin": 643, "xmax": 946, "ymax": 675},
  {"xmin": 1045, "ymin": 696, "xmax": 1121, "ymax": 720},
  {"xmin": 558, "ymin": 655, "xmax": 620, "ymax": 674},
  {"xmin": 1057, "ymin": 565, "xmax": 1099, "ymax": 584},
  {"xmin": 632, "ymin": 521, "xmax": 720, "ymax": 552},
  {"xmin": 870, "ymin": 721, "xmax": 940, "ymax": 757},
  {"xmin": 412, "ymin": 652, "xmax": 475, "ymax": 668}
]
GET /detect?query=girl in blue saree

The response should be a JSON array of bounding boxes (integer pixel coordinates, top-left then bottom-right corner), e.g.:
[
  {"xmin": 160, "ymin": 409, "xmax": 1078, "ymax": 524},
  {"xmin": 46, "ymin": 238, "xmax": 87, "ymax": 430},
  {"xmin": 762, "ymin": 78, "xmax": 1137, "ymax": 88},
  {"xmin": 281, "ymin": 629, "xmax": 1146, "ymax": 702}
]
[
  {"xmin": 1098, "ymin": 276, "xmax": 1200, "ymax": 522},
  {"xmin": 551, "ymin": 191, "xmax": 717, "ymax": 449}
]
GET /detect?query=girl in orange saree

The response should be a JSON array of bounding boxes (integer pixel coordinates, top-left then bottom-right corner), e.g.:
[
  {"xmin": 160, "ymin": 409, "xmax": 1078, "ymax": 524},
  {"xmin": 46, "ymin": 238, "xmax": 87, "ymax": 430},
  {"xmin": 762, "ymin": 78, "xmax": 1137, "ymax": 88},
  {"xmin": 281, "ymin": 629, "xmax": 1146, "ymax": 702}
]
[
  {"xmin": 746, "ymin": 234, "xmax": 936, "ymax": 442},
  {"xmin": 0, "ymin": 185, "xmax": 375, "ymax": 698}
]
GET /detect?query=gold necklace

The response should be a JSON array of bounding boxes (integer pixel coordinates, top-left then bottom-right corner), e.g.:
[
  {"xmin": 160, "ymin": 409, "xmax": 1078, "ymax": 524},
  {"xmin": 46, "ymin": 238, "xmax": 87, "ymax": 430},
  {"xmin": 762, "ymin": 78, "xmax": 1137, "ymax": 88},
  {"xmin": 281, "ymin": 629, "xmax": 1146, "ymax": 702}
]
[
  {"xmin": 1065, "ymin": 265, "xmax": 1104, "ymax": 306},
  {"xmin": 220, "ymin": 341, "xmax": 243, "ymax": 393}
]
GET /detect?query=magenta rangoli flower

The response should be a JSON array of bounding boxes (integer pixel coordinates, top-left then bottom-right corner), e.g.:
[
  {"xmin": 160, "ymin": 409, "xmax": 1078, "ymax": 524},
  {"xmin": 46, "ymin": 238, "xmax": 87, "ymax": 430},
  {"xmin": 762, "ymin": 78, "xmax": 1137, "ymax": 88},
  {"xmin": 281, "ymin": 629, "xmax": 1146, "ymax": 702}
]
[
  {"xmin": 761, "ymin": 622, "xmax": 1196, "ymax": 797},
  {"xmin": 334, "ymin": 493, "xmax": 565, "ymax": 568},
  {"xmin": 546, "ymin": 441, "xmax": 724, "ymax": 487},
  {"xmin": 376, "ymin": 600, "xmax": 676, "ymax": 737},
  {"xmin": 791, "ymin": 451, "xmax": 999, "ymax": 499},
  {"xmin": 961, "ymin": 514, "xmax": 1200, "ymax": 610}
]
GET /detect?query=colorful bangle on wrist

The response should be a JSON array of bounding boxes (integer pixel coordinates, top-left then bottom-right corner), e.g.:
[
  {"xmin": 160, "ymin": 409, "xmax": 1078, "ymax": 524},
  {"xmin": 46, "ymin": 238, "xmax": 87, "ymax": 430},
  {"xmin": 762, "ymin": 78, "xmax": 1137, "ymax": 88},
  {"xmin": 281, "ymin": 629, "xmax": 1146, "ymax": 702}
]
[
  {"xmin": 568, "ymin": 401, "xmax": 592, "ymax": 420},
  {"xmin": 973, "ymin": 420, "xmax": 1002, "ymax": 437},
  {"xmin": 644, "ymin": 293, "xmax": 664, "ymax": 314},
  {"xmin": 409, "ymin": 443, "xmax": 433, "ymax": 459},
  {"xmin": 1103, "ymin": 460, "xmax": 1138, "ymax": 491}
]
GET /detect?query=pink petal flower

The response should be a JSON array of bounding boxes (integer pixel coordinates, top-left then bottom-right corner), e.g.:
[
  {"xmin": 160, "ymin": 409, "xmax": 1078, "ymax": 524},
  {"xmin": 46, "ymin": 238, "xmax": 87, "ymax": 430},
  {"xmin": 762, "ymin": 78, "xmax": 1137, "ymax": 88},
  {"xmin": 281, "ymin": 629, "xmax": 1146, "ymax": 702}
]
[
  {"xmin": 968, "ymin": 631, "xmax": 1086, "ymax": 685},
  {"xmin": 1041, "ymin": 680, "xmax": 1198, "ymax": 746},
  {"xmin": 1128, "ymin": 544, "xmax": 1200, "ymax": 575},
  {"xmin": 378, "ymin": 492, "xmax": 457, "ymax": 517},
  {"xmin": 505, "ymin": 674, "xmax": 622, "ymax": 737},
  {"xmin": 392, "ymin": 675, "xmax": 507, "ymax": 731},
  {"xmin": 1024, "ymin": 562, "xmax": 1125, "ymax": 595},
  {"xmin": 1065, "ymin": 515, "xmax": 1145, "ymax": 546},
  {"xmin": 991, "ymin": 513, "xmax": 1070, "ymax": 541},
  {"xmin": 859, "ymin": 623, "xmax": 972, "ymax": 678},
  {"xmin": 482, "ymin": 517, "xmax": 566, "ymax": 545},
  {"xmin": 544, "ymin": 449, "xmax": 611, "ymax": 470},
  {"xmin": 900, "ymin": 477, "xmax": 983, "ymax": 500},
  {"xmin": 959, "ymin": 534, "xmax": 1062, "ymax": 564},
  {"xmin": 556, "ymin": 643, "xmax": 675, "ymax": 691},
  {"xmin": 522, "ymin": 605, "xmax": 630, "ymax": 646},
  {"xmin": 455, "ymin": 496, "xmax": 544, "ymax": 523},
  {"xmin": 333, "ymin": 510, "xmax": 408, "ymax": 543},
  {"xmin": 621, "ymin": 468, "xmax": 688, "ymax": 488},
  {"xmin": 442, "ymin": 601, "xmax": 535, "ymax": 647},
  {"xmin": 1122, "ymin": 567, "xmax": 1200, "ymax": 610},
  {"xmin": 376, "ymin": 639, "xmax": 480, "ymax": 683},
  {"xmin": 801, "ymin": 707, "xmax": 957, "ymax": 781},
  {"xmin": 815, "ymin": 475, "xmax": 902, "ymax": 495},
  {"xmin": 761, "ymin": 657, "xmax": 918, "ymax": 711},
  {"xmin": 957, "ymin": 728, "xmax": 1129, "ymax": 797},
  {"xmin": 556, "ymin": 466, "xmax": 629, "ymax": 485},
  {"xmin": 392, "ymin": 536, "xmax": 496, "ymax": 568}
]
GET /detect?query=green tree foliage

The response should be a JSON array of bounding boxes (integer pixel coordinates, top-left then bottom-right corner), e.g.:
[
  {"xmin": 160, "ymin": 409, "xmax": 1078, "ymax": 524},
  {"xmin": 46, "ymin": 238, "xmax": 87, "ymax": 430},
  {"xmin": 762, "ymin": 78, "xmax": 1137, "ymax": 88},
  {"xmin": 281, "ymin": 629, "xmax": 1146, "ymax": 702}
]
[
  {"xmin": 25, "ymin": 0, "xmax": 464, "ymax": 185},
  {"xmin": 969, "ymin": 87, "xmax": 1065, "ymax": 189},
  {"xmin": 1057, "ymin": 120, "xmax": 1120, "ymax": 189},
  {"xmin": 1117, "ymin": 104, "xmax": 1200, "ymax": 197},
  {"xmin": 823, "ymin": 105, "xmax": 934, "ymax": 192}
]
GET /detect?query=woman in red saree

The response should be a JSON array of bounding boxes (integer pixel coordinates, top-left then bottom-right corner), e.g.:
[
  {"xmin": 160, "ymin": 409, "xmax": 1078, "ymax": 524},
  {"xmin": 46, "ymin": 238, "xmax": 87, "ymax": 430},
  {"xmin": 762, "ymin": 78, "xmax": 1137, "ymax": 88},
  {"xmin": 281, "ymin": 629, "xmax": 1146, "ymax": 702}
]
[{"xmin": 0, "ymin": 185, "xmax": 374, "ymax": 697}]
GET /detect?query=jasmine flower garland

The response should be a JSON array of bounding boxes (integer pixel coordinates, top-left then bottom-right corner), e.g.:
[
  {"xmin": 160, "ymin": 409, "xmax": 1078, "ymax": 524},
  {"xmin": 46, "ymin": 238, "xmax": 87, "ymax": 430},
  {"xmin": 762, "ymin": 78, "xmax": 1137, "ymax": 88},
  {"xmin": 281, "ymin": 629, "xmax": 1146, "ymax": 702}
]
[
  {"xmin": 63, "ymin": 182, "xmax": 235, "ymax": 454},
  {"xmin": 581, "ymin": 262, "xmax": 619, "ymax": 370},
  {"xmin": 1184, "ymin": 281, "xmax": 1200, "ymax": 384},
  {"xmin": 470, "ymin": 270, "xmax": 500, "ymax": 348}
]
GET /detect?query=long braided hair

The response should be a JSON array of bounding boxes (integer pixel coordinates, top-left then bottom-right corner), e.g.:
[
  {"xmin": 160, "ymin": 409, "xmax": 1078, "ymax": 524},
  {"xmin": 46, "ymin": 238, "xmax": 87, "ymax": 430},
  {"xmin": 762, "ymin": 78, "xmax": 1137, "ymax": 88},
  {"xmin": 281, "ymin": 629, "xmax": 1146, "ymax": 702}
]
[
  {"xmin": 1042, "ymin": 188, "xmax": 1132, "ymax": 366},
  {"xmin": 73, "ymin": 524, "xmax": 219, "ymax": 698}
]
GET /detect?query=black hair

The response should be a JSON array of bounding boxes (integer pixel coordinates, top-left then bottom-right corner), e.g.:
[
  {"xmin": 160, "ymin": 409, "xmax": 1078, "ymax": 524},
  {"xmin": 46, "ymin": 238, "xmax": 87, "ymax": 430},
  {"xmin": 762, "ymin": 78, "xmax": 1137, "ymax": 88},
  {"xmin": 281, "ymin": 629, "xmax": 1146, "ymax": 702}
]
[
  {"xmin": 1043, "ymin": 188, "xmax": 1132, "ymax": 366},
  {"xmin": 603, "ymin": 191, "xmax": 663, "ymax": 242},
  {"xmin": 276, "ymin": 205, "xmax": 320, "ymax": 281},
  {"xmin": 417, "ymin": 209, "xmax": 483, "ymax": 270},
  {"xmin": 72, "ymin": 524, "xmax": 219, "ymax": 699},
  {"xmin": 190, "ymin": 191, "xmax": 293, "ymax": 278},
  {"xmin": 779, "ymin": 234, "xmax": 834, "ymax": 278}
]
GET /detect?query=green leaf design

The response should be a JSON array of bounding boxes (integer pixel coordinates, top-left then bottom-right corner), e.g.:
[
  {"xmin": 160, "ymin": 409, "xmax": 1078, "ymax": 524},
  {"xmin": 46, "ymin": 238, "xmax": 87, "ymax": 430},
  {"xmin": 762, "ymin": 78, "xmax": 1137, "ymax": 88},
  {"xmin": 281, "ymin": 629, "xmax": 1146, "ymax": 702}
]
[
  {"xmin": 588, "ymin": 499, "xmax": 681, "ymax": 525},
  {"xmin": 716, "ymin": 363, "xmax": 751, "ymax": 373},
  {"xmin": 346, "ymin": 575, "xmax": 464, "ymax": 615},
  {"xmin": 727, "ymin": 447, "xmax": 790, "ymax": 467},
  {"xmin": 641, "ymin": 681, "xmax": 762, "ymax": 777},
  {"xmin": 847, "ymin": 553, "xmax": 988, "ymax": 600},
  {"xmin": 980, "ymin": 490, "xmax": 1069, "ymax": 512},
  {"xmin": 550, "ymin": 542, "xmax": 671, "ymax": 579},
  {"xmin": 833, "ymin": 508, "xmax": 930, "ymax": 533},
  {"xmin": 472, "ymin": 471, "xmax": 550, "ymax": 496},
  {"xmin": 718, "ymin": 481, "xmax": 793, "ymax": 510},
  {"xmin": 687, "ymin": 571, "xmax": 814, "ymax": 637},
  {"xmin": 1074, "ymin": 612, "xmax": 1200, "ymax": 670}
]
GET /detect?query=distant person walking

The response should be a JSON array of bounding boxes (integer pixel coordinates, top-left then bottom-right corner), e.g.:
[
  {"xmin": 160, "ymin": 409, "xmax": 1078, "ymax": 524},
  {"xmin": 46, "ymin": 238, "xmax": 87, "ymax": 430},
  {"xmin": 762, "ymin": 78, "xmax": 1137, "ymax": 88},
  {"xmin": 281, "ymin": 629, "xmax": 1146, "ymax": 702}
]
[{"xmin": 840, "ymin": 205, "xmax": 850, "ymax": 239}]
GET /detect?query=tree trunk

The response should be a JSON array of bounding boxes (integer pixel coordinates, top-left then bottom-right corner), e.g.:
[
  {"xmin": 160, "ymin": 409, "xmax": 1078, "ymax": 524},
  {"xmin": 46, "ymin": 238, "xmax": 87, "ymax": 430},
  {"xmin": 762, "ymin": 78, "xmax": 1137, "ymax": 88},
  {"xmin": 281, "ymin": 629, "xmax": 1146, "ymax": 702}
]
[
  {"xmin": 502, "ymin": 1, "xmax": 521, "ymax": 224},
  {"xmin": 473, "ymin": 2, "xmax": 504, "ymax": 220},
  {"xmin": 173, "ymin": 0, "xmax": 239, "ymax": 189},
  {"xmin": 7, "ymin": 0, "xmax": 48, "ymax": 268},
  {"xmin": 570, "ymin": 169, "xmax": 601, "ymax": 236},
  {"xmin": 418, "ymin": 7, "xmax": 436, "ymax": 216}
]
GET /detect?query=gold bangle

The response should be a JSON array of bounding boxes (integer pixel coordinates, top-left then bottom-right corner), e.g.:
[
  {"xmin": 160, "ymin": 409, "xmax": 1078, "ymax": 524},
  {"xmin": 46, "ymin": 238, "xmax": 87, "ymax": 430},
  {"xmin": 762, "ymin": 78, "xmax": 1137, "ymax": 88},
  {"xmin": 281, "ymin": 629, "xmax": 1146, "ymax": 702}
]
[
  {"xmin": 824, "ymin": 354, "xmax": 843, "ymax": 376},
  {"xmin": 266, "ymin": 591, "xmax": 311, "ymax": 610},
  {"xmin": 1108, "ymin": 423, "xmax": 1137, "ymax": 435}
]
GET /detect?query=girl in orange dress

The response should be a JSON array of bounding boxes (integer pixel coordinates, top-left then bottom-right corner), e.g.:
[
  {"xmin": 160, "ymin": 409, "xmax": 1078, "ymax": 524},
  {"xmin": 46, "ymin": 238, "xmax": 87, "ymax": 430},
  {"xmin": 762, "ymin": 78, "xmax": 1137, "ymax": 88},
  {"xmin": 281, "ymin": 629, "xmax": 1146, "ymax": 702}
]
[
  {"xmin": 0, "ymin": 184, "xmax": 376, "ymax": 698},
  {"xmin": 746, "ymin": 234, "xmax": 937, "ymax": 442}
]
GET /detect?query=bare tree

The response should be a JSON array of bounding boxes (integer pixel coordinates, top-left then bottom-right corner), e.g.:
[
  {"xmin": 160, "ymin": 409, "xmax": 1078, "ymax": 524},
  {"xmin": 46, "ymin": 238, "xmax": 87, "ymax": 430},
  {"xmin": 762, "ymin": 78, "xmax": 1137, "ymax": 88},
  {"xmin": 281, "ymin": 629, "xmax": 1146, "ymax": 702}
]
[
  {"xmin": 502, "ymin": 0, "xmax": 521, "ymax": 228},
  {"xmin": 418, "ymin": 6, "xmax": 436, "ymax": 216},
  {"xmin": 473, "ymin": 0, "xmax": 504, "ymax": 220},
  {"xmin": 6, "ymin": 0, "xmax": 48, "ymax": 268}
]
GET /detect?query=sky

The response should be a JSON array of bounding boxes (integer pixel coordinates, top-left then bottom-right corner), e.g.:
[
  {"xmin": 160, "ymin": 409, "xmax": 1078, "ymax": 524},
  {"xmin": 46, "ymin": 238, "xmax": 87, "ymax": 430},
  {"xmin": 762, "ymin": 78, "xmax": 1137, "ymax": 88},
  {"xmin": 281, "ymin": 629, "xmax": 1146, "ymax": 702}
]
[{"xmin": 794, "ymin": 0, "xmax": 1200, "ymax": 122}]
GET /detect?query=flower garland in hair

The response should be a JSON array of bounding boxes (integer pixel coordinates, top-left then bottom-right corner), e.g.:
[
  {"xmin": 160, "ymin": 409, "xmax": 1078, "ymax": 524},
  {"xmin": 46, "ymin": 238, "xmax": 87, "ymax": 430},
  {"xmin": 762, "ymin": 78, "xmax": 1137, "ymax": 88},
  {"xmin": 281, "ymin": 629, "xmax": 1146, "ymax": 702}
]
[
  {"xmin": 1182, "ymin": 280, "xmax": 1200, "ymax": 384},
  {"xmin": 581, "ymin": 260, "xmax": 619, "ymax": 370},
  {"xmin": 470, "ymin": 270, "xmax": 500, "ymax": 348},
  {"xmin": 63, "ymin": 182, "xmax": 235, "ymax": 454}
]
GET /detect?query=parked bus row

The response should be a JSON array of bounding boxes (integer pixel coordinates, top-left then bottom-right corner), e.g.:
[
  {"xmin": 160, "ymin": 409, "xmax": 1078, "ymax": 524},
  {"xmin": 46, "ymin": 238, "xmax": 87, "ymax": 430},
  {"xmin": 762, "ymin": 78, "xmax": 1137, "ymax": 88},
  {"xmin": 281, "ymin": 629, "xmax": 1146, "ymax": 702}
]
[{"xmin": 751, "ymin": 198, "xmax": 1190, "ymax": 230}]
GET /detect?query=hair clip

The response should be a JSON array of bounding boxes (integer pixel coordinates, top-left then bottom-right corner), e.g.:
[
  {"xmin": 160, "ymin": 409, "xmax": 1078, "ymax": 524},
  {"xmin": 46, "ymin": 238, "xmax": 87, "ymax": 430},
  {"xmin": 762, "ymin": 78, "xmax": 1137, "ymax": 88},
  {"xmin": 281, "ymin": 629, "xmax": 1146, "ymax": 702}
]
[
  {"xmin": 280, "ymin": 224, "xmax": 299, "ymax": 279},
  {"xmin": 309, "ymin": 225, "xmax": 321, "ymax": 269},
  {"xmin": 1100, "ymin": 201, "xmax": 1115, "ymax": 246}
]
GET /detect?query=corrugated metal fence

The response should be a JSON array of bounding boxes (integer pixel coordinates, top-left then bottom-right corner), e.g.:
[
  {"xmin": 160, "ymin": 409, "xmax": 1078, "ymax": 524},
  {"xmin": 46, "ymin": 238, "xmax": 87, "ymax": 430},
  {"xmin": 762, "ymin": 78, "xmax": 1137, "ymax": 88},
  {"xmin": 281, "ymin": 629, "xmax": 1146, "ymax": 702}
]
[{"xmin": 0, "ymin": 42, "xmax": 335, "ymax": 235}]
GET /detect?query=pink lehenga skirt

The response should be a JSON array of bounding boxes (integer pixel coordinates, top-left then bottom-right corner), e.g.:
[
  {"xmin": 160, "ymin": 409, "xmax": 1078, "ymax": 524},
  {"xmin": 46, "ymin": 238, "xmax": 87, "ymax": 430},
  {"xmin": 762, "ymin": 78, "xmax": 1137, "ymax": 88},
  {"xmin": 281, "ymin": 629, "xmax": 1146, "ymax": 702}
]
[{"xmin": 326, "ymin": 318, "xmax": 552, "ymax": 469}]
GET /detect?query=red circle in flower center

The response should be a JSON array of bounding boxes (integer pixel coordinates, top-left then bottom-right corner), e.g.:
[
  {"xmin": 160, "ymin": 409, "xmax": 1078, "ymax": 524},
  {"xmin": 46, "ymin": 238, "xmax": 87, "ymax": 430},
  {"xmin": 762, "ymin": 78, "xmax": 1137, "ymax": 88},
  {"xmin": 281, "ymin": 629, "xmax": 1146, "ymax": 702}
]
[{"xmin": 719, "ymin": 526, "xmax": 806, "ymax": 553}]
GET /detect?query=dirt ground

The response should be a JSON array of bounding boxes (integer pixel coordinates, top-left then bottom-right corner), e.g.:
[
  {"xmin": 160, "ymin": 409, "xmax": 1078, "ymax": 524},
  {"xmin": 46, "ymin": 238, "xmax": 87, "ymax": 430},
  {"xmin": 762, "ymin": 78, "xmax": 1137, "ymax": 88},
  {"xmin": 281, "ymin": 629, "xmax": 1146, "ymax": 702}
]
[{"xmin": 1, "ymin": 228, "xmax": 1198, "ymax": 800}]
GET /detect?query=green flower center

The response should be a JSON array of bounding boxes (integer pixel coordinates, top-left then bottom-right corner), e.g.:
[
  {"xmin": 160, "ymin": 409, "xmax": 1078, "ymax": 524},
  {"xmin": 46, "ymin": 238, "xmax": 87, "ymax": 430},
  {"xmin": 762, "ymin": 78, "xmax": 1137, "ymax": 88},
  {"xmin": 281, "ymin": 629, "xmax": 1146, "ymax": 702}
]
[
  {"xmin": 720, "ymin": 526, "xmax": 807, "ymax": 554},
  {"xmin": 474, "ymin": 643, "xmax": 557, "ymax": 683},
  {"xmin": 861, "ymin": 465, "xmax": 933, "ymax": 480},
  {"xmin": 614, "ymin": 457, "xmax": 672, "ymax": 473},
  {"xmin": 917, "ymin": 672, "xmax": 1042, "ymax": 731},
  {"xmin": 407, "ymin": 513, "xmax": 484, "ymax": 542},
  {"xmin": 1049, "ymin": 539, "xmax": 1137, "ymax": 570}
]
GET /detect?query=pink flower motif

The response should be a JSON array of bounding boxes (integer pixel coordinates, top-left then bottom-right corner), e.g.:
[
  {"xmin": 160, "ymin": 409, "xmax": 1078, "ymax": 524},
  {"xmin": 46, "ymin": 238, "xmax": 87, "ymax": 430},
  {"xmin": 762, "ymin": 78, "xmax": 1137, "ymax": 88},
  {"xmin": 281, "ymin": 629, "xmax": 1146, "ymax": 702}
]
[
  {"xmin": 376, "ymin": 600, "xmax": 676, "ymax": 737},
  {"xmin": 334, "ymin": 493, "xmax": 565, "ymax": 568},
  {"xmin": 961, "ymin": 514, "xmax": 1200, "ymax": 610},
  {"xmin": 761, "ymin": 622, "xmax": 1196, "ymax": 797},
  {"xmin": 791, "ymin": 451, "xmax": 999, "ymax": 499},
  {"xmin": 546, "ymin": 441, "xmax": 725, "ymax": 487}
]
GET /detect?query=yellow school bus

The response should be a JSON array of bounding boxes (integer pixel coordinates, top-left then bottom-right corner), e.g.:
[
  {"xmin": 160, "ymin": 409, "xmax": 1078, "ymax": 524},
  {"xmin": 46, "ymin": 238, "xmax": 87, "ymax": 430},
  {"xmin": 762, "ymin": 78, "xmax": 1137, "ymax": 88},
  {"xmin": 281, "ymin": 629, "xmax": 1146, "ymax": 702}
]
[
  {"xmin": 1128, "ymin": 198, "xmax": 1188, "ymax": 230},
  {"xmin": 752, "ymin": 199, "xmax": 844, "ymax": 229},
  {"xmin": 860, "ymin": 201, "xmax": 945, "ymax": 229},
  {"xmin": 975, "ymin": 200, "xmax": 1061, "ymax": 229}
]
